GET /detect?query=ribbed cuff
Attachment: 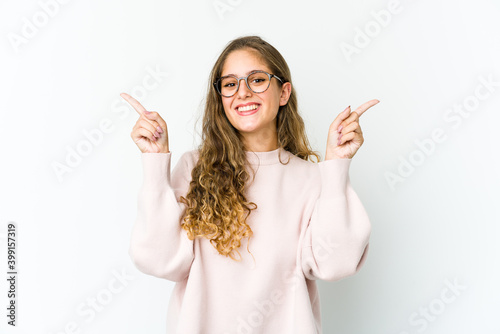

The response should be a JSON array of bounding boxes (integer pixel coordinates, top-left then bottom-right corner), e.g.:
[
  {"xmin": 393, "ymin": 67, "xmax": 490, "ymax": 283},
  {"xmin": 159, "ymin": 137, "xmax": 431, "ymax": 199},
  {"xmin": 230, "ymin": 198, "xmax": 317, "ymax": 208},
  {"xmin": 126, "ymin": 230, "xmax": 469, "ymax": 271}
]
[
  {"xmin": 317, "ymin": 158, "xmax": 351, "ymax": 199},
  {"xmin": 141, "ymin": 152, "xmax": 172, "ymax": 190}
]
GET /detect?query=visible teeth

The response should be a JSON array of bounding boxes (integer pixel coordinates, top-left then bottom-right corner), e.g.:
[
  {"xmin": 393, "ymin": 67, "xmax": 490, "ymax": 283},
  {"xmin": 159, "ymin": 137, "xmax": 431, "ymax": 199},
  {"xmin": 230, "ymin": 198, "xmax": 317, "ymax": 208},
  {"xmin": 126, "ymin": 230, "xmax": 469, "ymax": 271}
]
[{"xmin": 237, "ymin": 104, "xmax": 259, "ymax": 112}]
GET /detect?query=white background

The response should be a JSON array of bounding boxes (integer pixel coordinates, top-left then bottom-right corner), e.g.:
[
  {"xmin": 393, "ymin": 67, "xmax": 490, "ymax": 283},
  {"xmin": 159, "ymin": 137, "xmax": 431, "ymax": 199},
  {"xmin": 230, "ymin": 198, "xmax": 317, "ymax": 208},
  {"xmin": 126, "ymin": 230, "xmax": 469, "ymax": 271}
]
[{"xmin": 1, "ymin": 0, "xmax": 499, "ymax": 333}]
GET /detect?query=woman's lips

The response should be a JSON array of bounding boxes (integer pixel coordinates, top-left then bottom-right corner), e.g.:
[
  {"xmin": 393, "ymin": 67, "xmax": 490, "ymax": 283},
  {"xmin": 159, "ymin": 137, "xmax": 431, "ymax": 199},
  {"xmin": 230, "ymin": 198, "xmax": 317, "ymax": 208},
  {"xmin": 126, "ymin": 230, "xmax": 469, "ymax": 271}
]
[{"xmin": 236, "ymin": 104, "xmax": 260, "ymax": 116}]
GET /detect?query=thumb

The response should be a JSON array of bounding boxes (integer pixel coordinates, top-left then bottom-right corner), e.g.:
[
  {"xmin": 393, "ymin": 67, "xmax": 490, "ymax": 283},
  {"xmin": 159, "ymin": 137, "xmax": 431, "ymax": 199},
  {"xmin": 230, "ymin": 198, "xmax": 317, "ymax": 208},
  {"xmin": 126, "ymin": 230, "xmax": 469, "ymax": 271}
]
[
  {"xmin": 333, "ymin": 105, "xmax": 351, "ymax": 129},
  {"xmin": 142, "ymin": 110, "xmax": 154, "ymax": 118}
]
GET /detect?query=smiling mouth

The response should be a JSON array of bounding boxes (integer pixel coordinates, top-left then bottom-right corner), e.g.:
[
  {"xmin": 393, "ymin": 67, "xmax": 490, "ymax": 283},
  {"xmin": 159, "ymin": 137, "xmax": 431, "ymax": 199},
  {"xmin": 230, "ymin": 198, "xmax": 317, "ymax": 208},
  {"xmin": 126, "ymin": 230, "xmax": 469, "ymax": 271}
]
[{"xmin": 236, "ymin": 104, "xmax": 260, "ymax": 112}]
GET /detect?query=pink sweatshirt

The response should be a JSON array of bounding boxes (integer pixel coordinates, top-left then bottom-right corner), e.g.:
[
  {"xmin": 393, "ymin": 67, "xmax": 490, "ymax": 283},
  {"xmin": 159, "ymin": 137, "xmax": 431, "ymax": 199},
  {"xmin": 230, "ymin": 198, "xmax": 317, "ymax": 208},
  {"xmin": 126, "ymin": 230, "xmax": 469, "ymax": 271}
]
[{"xmin": 128, "ymin": 147, "xmax": 371, "ymax": 334}]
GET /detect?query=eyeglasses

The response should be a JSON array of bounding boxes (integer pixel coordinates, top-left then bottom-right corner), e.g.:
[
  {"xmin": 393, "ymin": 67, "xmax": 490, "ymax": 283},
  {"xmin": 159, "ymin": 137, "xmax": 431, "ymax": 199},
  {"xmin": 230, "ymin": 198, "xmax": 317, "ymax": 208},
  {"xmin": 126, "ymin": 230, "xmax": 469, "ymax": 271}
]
[{"xmin": 213, "ymin": 70, "xmax": 284, "ymax": 97}]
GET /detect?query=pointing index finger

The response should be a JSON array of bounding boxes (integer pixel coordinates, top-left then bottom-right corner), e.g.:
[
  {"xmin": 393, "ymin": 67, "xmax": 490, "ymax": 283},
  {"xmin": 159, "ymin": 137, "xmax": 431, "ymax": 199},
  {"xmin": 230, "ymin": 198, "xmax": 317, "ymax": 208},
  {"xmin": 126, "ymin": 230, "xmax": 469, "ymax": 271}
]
[
  {"xmin": 353, "ymin": 99, "xmax": 380, "ymax": 117},
  {"xmin": 120, "ymin": 92, "xmax": 147, "ymax": 115}
]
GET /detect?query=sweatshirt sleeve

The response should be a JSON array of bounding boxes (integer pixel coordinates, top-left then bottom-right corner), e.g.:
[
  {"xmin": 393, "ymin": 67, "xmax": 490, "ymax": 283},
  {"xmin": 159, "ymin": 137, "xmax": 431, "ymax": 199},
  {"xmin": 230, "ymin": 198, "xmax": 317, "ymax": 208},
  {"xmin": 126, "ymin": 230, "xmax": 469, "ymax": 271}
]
[
  {"xmin": 128, "ymin": 151, "xmax": 195, "ymax": 282},
  {"xmin": 300, "ymin": 158, "xmax": 371, "ymax": 282}
]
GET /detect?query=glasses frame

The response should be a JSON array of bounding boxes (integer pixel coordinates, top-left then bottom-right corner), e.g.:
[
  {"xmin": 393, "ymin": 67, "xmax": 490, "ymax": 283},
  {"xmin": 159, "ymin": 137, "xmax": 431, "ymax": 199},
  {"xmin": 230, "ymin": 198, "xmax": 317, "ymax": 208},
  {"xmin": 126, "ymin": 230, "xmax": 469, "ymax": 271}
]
[{"xmin": 213, "ymin": 70, "xmax": 284, "ymax": 97}]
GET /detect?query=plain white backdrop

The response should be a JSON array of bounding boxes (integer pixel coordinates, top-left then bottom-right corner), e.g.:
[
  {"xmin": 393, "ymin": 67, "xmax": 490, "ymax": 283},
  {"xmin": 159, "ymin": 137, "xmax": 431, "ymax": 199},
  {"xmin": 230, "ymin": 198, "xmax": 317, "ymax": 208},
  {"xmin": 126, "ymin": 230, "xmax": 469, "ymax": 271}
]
[{"xmin": 1, "ymin": 0, "xmax": 499, "ymax": 333}]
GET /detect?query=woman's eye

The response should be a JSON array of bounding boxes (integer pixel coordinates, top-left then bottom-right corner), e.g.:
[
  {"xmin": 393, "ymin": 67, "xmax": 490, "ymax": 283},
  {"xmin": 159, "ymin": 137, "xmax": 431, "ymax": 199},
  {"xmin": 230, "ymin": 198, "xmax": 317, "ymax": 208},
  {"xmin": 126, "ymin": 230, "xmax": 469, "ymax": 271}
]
[{"xmin": 224, "ymin": 83, "xmax": 235, "ymax": 87}]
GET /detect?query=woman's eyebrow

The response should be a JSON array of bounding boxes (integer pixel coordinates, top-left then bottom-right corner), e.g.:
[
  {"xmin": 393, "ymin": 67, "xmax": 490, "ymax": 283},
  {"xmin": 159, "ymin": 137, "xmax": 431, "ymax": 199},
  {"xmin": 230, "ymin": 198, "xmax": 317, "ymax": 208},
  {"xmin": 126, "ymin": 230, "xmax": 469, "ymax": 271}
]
[{"xmin": 222, "ymin": 69, "xmax": 262, "ymax": 77}]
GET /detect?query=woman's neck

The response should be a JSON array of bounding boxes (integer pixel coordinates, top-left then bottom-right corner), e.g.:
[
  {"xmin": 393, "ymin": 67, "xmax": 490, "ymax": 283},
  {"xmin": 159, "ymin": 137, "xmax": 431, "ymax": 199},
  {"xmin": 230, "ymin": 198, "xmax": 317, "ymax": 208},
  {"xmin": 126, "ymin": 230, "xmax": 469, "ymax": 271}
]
[{"xmin": 240, "ymin": 132, "xmax": 279, "ymax": 152}]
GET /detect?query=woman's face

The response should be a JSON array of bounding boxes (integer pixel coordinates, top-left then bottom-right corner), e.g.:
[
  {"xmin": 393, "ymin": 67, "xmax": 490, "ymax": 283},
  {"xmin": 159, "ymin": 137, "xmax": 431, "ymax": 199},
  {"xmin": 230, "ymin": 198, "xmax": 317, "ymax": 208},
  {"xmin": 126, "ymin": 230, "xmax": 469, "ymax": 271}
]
[{"xmin": 220, "ymin": 48, "xmax": 290, "ymax": 150}]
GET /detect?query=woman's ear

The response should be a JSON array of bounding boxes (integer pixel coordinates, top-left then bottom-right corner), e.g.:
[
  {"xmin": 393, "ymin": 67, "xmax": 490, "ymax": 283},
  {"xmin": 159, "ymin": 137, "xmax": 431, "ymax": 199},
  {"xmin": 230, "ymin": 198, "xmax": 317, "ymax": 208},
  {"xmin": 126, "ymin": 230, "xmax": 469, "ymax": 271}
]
[{"xmin": 279, "ymin": 82, "xmax": 292, "ymax": 106}]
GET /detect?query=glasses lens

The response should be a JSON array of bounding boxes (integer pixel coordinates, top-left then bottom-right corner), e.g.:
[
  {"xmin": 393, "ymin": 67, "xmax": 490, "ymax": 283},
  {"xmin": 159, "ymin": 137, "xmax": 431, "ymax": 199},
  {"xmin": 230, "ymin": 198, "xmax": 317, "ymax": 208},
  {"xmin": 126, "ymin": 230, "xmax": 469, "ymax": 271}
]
[
  {"xmin": 248, "ymin": 72, "xmax": 270, "ymax": 93},
  {"xmin": 220, "ymin": 76, "xmax": 238, "ymax": 96}
]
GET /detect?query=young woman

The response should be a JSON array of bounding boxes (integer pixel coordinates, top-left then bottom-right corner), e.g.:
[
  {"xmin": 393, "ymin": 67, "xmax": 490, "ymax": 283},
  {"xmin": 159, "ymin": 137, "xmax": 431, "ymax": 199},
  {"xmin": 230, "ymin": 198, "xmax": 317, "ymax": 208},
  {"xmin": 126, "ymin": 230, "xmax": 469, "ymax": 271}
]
[{"xmin": 121, "ymin": 35, "xmax": 379, "ymax": 334}]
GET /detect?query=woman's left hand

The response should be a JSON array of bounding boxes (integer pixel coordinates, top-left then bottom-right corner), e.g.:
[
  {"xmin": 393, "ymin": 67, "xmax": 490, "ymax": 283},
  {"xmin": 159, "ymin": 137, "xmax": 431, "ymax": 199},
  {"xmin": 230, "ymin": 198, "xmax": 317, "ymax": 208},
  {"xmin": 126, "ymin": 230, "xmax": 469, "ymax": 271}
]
[{"xmin": 325, "ymin": 99, "xmax": 380, "ymax": 160}]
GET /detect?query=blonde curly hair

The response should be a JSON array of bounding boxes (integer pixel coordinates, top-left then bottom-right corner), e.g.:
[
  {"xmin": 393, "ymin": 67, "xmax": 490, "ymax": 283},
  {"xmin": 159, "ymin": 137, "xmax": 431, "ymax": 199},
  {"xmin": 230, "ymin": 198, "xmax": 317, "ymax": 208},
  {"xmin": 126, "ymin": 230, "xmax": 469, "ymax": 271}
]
[{"xmin": 179, "ymin": 35, "xmax": 320, "ymax": 261}]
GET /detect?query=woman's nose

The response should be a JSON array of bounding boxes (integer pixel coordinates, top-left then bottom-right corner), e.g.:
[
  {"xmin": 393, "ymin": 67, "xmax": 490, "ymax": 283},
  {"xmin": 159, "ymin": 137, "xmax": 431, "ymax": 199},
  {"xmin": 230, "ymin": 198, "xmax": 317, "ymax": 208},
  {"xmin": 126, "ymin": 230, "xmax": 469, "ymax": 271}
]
[{"xmin": 236, "ymin": 78, "xmax": 252, "ymax": 97}]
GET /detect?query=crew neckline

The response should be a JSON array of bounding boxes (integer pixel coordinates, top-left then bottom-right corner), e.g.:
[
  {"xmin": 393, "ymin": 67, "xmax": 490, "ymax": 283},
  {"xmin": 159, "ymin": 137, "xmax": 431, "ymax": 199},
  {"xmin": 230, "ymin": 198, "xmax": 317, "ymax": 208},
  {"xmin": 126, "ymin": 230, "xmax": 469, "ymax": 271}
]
[{"xmin": 244, "ymin": 147, "xmax": 290, "ymax": 165}]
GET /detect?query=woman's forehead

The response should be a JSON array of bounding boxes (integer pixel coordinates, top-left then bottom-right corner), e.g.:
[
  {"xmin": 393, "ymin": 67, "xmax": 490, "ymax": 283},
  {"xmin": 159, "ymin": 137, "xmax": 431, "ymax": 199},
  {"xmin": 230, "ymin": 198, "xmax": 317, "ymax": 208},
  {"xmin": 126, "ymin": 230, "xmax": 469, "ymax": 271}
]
[{"xmin": 221, "ymin": 49, "xmax": 270, "ymax": 76}]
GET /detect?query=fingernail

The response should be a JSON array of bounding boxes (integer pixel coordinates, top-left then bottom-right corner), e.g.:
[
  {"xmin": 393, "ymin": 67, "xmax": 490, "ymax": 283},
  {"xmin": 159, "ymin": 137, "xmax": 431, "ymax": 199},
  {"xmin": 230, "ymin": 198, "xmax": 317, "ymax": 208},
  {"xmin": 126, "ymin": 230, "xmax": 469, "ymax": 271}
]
[
  {"xmin": 337, "ymin": 125, "xmax": 343, "ymax": 133},
  {"xmin": 157, "ymin": 126, "xmax": 163, "ymax": 133},
  {"xmin": 344, "ymin": 105, "xmax": 350, "ymax": 112},
  {"xmin": 144, "ymin": 110, "xmax": 151, "ymax": 114},
  {"xmin": 154, "ymin": 131, "xmax": 159, "ymax": 138}
]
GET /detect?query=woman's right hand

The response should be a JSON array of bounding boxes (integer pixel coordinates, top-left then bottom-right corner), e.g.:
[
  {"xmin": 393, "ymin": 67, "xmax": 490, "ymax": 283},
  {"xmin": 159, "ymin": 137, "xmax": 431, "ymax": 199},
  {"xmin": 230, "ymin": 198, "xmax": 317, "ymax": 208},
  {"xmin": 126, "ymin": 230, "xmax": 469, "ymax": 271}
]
[{"xmin": 120, "ymin": 92, "xmax": 169, "ymax": 153}]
